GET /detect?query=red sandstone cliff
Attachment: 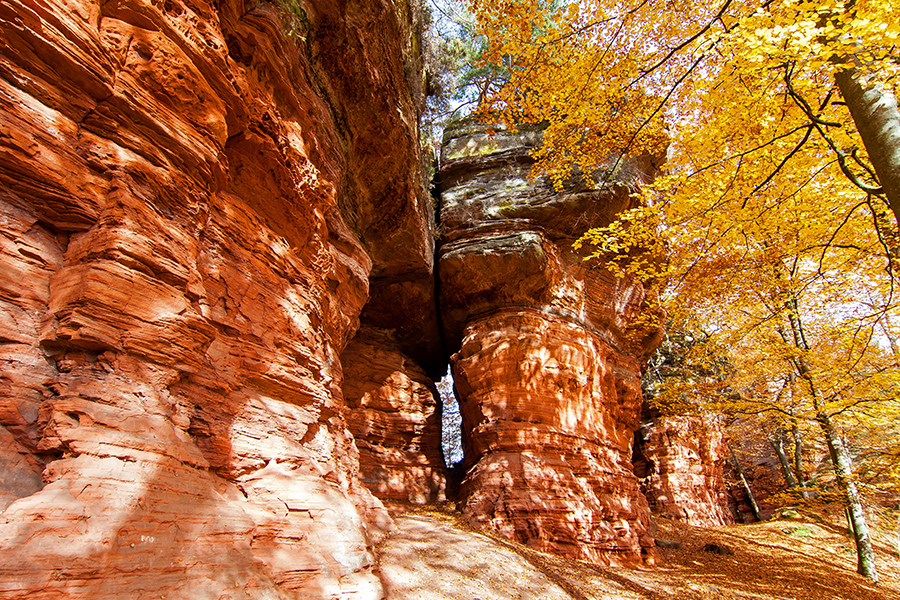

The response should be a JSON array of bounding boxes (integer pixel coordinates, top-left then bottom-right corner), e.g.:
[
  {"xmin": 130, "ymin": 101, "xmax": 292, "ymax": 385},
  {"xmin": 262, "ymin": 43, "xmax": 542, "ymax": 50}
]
[
  {"xmin": 341, "ymin": 329, "xmax": 446, "ymax": 504},
  {"xmin": 438, "ymin": 121, "xmax": 665, "ymax": 566},
  {"xmin": 0, "ymin": 0, "xmax": 739, "ymax": 589},
  {"xmin": 632, "ymin": 408, "xmax": 734, "ymax": 527},
  {"xmin": 0, "ymin": 0, "xmax": 441, "ymax": 597}
]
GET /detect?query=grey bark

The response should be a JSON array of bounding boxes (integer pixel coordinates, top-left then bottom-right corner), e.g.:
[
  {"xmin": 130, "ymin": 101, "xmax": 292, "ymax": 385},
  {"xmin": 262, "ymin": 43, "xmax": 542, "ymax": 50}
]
[
  {"xmin": 818, "ymin": 411, "xmax": 879, "ymax": 583},
  {"xmin": 768, "ymin": 427, "xmax": 799, "ymax": 488},
  {"xmin": 834, "ymin": 67, "xmax": 900, "ymax": 225},
  {"xmin": 790, "ymin": 422, "xmax": 809, "ymax": 497},
  {"xmin": 780, "ymin": 312, "xmax": 879, "ymax": 582},
  {"xmin": 730, "ymin": 448, "xmax": 762, "ymax": 522}
]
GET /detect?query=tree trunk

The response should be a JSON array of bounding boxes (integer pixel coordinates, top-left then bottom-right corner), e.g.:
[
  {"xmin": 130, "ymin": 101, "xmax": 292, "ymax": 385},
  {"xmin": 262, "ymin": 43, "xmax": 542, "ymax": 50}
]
[
  {"xmin": 791, "ymin": 422, "xmax": 809, "ymax": 497},
  {"xmin": 730, "ymin": 448, "xmax": 762, "ymax": 522},
  {"xmin": 768, "ymin": 427, "xmax": 799, "ymax": 488},
  {"xmin": 817, "ymin": 411, "xmax": 879, "ymax": 583},
  {"xmin": 784, "ymin": 309, "xmax": 879, "ymax": 582},
  {"xmin": 834, "ymin": 67, "xmax": 900, "ymax": 225}
]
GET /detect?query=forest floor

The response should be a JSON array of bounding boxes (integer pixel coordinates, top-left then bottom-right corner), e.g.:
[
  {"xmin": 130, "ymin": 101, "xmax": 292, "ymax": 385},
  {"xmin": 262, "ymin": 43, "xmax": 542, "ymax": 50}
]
[{"xmin": 375, "ymin": 504, "xmax": 900, "ymax": 600}]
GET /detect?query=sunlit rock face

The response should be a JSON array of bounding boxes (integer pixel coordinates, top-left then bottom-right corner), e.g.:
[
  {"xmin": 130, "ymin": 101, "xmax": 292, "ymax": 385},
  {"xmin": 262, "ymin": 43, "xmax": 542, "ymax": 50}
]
[
  {"xmin": 341, "ymin": 328, "xmax": 446, "ymax": 504},
  {"xmin": 633, "ymin": 408, "xmax": 734, "ymax": 527},
  {"xmin": 0, "ymin": 0, "xmax": 438, "ymax": 596},
  {"xmin": 439, "ymin": 121, "xmax": 664, "ymax": 566}
]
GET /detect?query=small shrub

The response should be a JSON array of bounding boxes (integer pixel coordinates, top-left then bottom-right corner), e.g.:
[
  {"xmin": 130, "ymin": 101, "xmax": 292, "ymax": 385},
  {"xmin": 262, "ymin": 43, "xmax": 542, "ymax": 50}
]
[{"xmin": 782, "ymin": 525, "xmax": 815, "ymax": 537}]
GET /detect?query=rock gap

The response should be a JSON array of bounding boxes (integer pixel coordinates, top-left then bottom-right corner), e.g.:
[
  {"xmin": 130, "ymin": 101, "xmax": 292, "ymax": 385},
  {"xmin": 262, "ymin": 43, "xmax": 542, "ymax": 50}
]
[{"xmin": 0, "ymin": 1, "xmax": 743, "ymax": 595}]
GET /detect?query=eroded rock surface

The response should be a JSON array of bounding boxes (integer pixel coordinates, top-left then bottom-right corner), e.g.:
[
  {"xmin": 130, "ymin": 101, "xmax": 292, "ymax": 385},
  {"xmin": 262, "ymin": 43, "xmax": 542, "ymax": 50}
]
[
  {"xmin": 341, "ymin": 328, "xmax": 446, "ymax": 504},
  {"xmin": 633, "ymin": 410, "xmax": 733, "ymax": 527},
  {"xmin": 439, "ymin": 121, "xmax": 664, "ymax": 566},
  {"xmin": 0, "ymin": 0, "xmax": 438, "ymax": 597}
]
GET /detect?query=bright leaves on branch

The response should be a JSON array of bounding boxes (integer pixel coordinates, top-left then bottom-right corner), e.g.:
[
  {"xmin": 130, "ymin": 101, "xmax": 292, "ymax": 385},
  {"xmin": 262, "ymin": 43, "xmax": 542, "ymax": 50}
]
[{"xmin": 466, "ymin": 0, "xmax": 900, "ymax": 438}]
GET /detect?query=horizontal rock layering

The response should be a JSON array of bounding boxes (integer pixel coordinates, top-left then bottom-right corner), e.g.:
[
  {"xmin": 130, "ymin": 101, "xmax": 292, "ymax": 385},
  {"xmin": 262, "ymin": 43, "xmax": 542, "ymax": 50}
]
[
  {"xmin": 454, "ymin": 310, "xmax": 656, "ymax": 564},
  {"xmin": 633, "ymin": 410, "xmax": 734, "ymax": 527},
  {"xmin": 0, "ymin": 0, "xmax": 441, "ymax": 597},
  {"xmin": 440, "ymin": 121, "xmax": 664, "ymax": 566},
  {"xmin": 341, "ymin": 328, "xmax": 446, "ymax": 504},
  {"xmin": 0, "ymin": 0, "xmax": 736, "ymax": 589}
]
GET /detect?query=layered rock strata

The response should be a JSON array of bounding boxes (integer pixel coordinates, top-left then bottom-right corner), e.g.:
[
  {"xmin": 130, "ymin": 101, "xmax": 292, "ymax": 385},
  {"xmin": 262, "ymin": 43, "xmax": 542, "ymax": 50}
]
[
  {"xmin": 632, "ymin": 409, "xmax": 733, "ymax": 527},
  {"xmin": 0, "ymin": 0, "xmax": 440, "ymax": 597},
  {"xmin": 341, "ymin": 328, "xmax": 446, "ymax": 504},
  {"xmin": 440, "ymin": 121, "xmax": 664, "ymax": 566}
]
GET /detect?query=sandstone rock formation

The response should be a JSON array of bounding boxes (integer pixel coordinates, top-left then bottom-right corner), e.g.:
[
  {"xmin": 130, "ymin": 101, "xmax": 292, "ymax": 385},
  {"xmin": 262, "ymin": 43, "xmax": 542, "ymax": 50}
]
[
  {"xmin": 0, "ymin": 0, "xmax": 712, "ymax": 587},
  {"xmin": 341, "ymin": 328, "xmax": 446, "ymax": 504},
  {"xmin": 632, "ymin": 407, "xmax": 733, "ymax": 527},
  {"xmin": 0, "ymin": 0, "xmax": 441, "ymax": 596},
  {"xmin": 439, "ymin": 121, "xmax": 665, "ymax": 566}
]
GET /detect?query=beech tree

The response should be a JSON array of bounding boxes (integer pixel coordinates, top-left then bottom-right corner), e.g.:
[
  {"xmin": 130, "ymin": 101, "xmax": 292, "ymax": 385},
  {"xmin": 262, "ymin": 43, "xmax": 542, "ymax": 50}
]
[
  {"xmin": 469, "ymin": 0, "xmax": 899, "ymax": 201},
  {"xmin": 629, "ymin": 195, "xmax": 900, "ymax": 581},
  {"xmin": 710, "ymin": 282, "xmax": 898, "ymax": 583},
  {"xmin": 466, "ymin": 0, "xmax": 900, "ymax": 583}
]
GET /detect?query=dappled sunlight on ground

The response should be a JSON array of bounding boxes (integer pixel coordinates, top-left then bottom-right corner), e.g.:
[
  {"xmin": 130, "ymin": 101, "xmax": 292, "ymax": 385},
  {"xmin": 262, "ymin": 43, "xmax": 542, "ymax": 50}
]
[{"xmin": 376, "ymin": 505, "xmax": 900, "ymax": 600}]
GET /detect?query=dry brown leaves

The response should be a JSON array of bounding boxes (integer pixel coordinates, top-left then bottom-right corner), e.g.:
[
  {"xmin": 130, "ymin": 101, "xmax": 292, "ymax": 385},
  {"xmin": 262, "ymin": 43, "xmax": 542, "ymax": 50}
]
[{"xmin": 376, "ymin": 503, "xmax": 900, "ymax": 600}]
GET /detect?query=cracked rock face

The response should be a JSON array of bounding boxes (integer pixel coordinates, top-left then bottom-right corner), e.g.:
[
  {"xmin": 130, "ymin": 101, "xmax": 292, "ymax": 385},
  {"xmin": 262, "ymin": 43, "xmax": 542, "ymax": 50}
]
[
  {"xmin": 633, "ymin": 409, "xmax": 734, "ymax": 527},
  {"xmin": 1, "ymin": 0, "xmax": 725, "ymax": 586},
  {"xmin": 341, "ymin": 328, "xmax": 447, "ymax": 504},
  {"xmin": 0, "ymin": 0, "xmax": 438, "ymax": 596},
  {"xmin": 439, "ymin": 121, "xmax": 664, "ymax": 566}
]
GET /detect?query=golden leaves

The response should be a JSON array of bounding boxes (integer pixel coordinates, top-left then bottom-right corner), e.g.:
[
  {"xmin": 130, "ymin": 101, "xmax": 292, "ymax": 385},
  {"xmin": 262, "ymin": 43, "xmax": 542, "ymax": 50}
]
[{"xmin": 573, "ymin": 204, "xmax": 669, "ymax": 282}]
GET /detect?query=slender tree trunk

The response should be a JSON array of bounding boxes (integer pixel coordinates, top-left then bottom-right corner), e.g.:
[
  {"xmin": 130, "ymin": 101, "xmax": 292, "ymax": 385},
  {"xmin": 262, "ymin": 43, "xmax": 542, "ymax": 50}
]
[
  {"xmin": 817, "ymin": 411, "xmax": 879, "ymax": 583},
  {"xmin": 791, "ymin": 422, "xmax": 809, "ymax": 497},
  {"xmin": 847, "ymin": 507, "xmax": 857, "ymax": 537},
  {"xmin": 834, "ymin": 67, "xmax": 900, "ymax": 224},
  {"xmin": 781, "ymin": 310, "xmax": 879, "ymax": 582},
  {"xmin": 768, "ymin": 426, "xmax": 799, "ymax": 488},
  {"xmin": 730, "ymin": 448, "xmax": 762, "ymax": 522}
]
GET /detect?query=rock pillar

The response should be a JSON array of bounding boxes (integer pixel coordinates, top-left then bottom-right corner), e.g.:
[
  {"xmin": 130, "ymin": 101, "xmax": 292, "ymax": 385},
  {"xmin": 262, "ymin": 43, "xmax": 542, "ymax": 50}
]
[
  {"xmin": 439, "ymin": 121, "xmax": 664, "ymax": 565},
  {"xmin": 633, "ymin": 410, "xmax": 734, "ymax": 527}
]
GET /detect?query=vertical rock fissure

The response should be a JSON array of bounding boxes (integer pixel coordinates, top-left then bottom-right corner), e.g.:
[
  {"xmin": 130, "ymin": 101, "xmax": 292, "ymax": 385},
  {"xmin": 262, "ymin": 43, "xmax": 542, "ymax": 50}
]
[{"xmin": 437, "ymin": 371, "xmax": 465, "ymax": 500}]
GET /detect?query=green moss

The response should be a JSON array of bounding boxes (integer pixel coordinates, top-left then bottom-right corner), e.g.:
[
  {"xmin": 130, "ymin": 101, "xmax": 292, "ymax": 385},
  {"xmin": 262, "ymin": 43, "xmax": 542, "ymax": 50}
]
[
  {"xmin": 444, "ymin": 140, "xmax": 503, "ymax": 160},
  {"xmin": 272, "ymin": 0, "xmax": 310, "ymax": 41},
  {"xmin": 782, "ymin": 525, "xmax": 815, "ymax": 537}
]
